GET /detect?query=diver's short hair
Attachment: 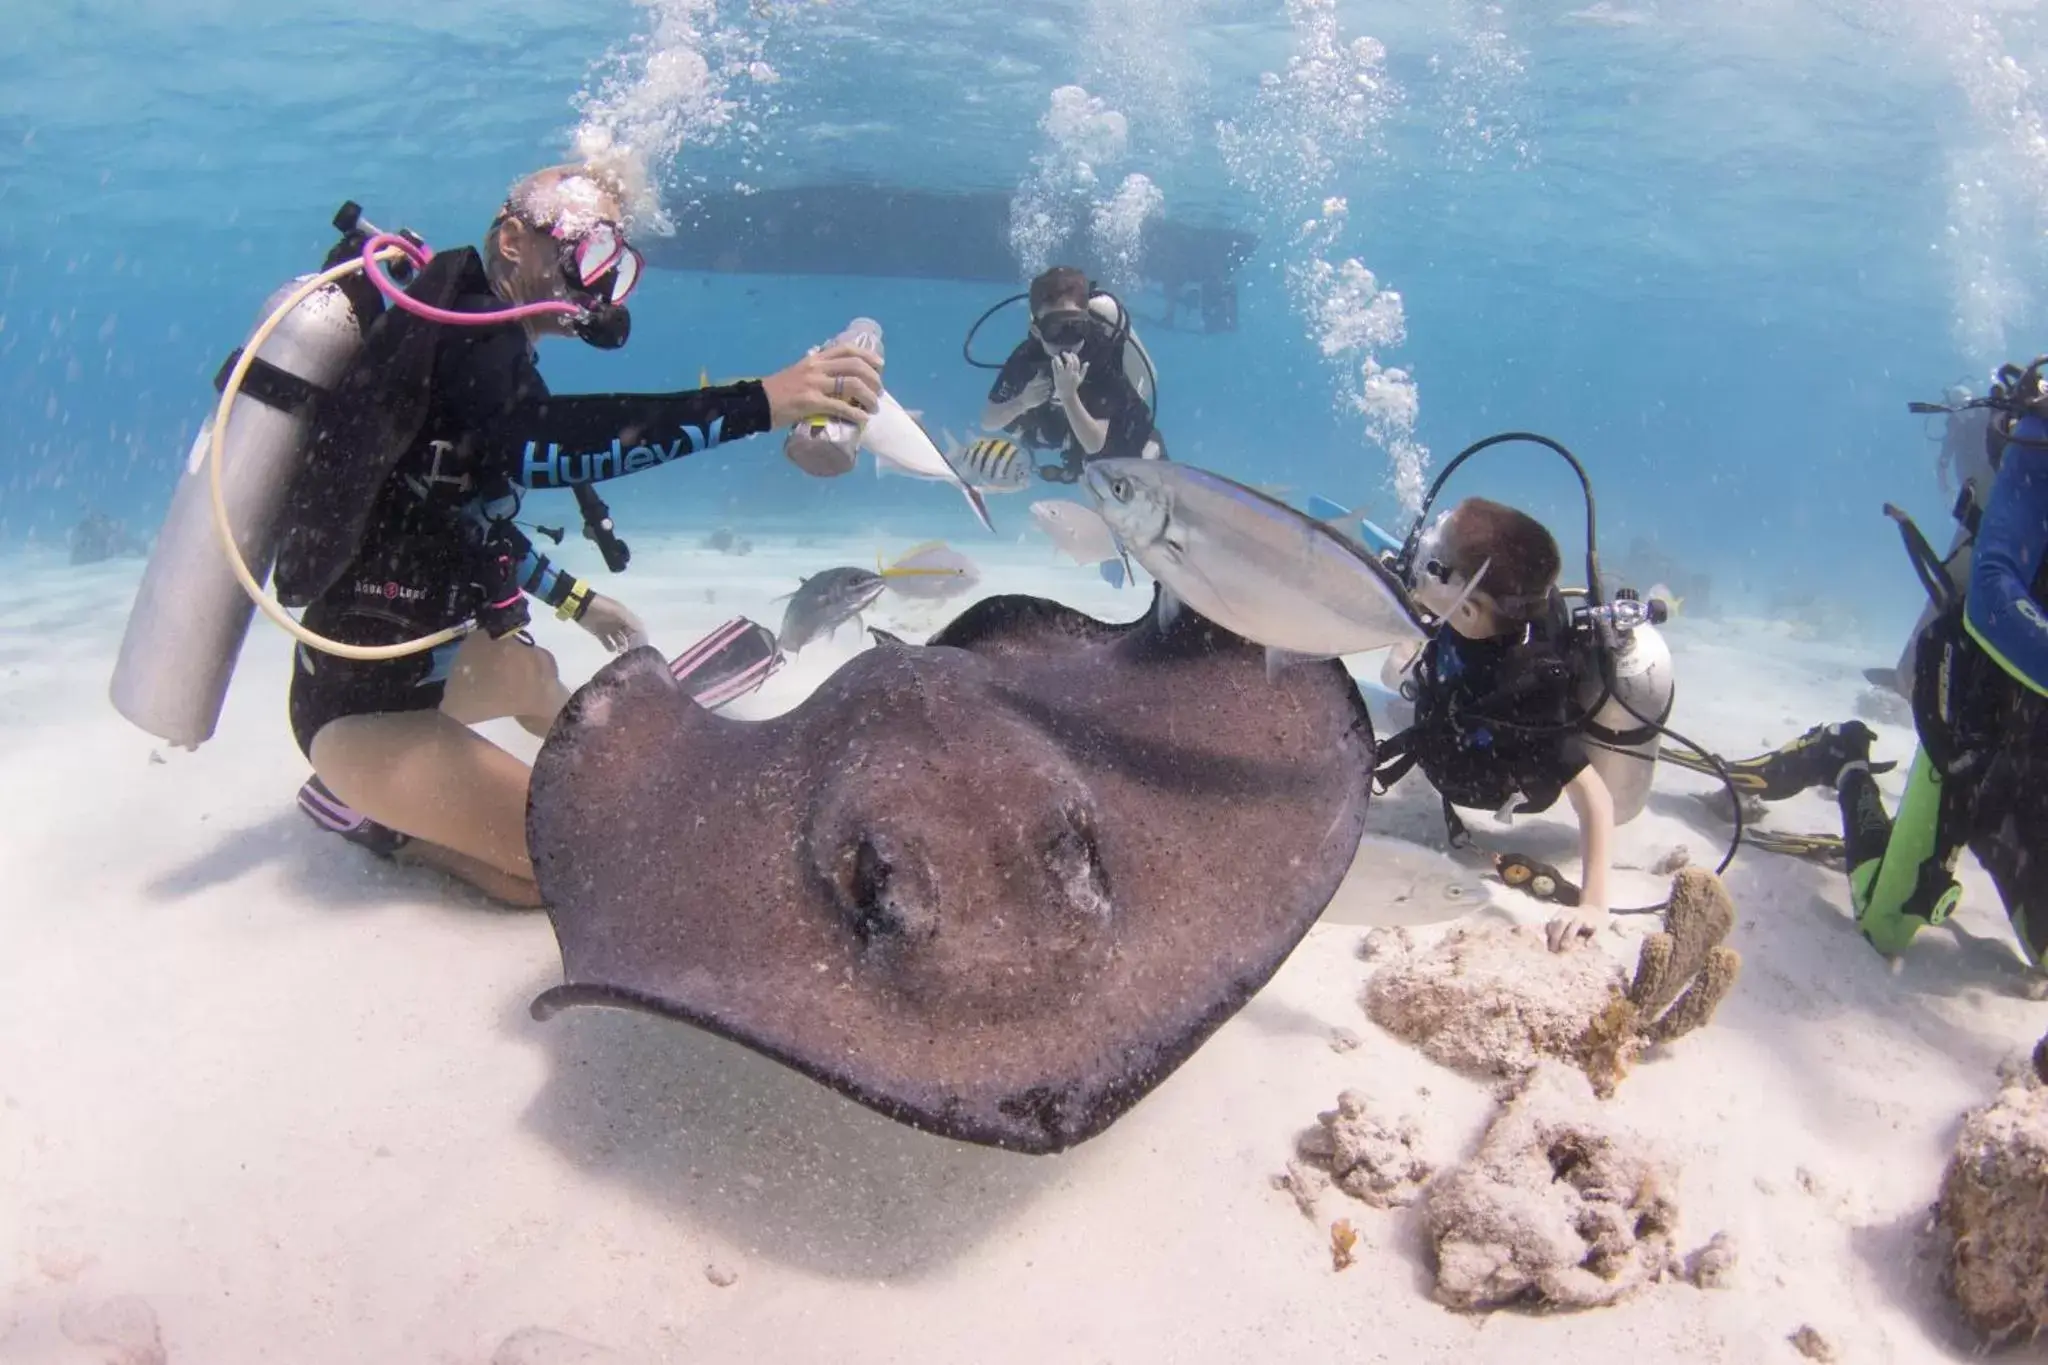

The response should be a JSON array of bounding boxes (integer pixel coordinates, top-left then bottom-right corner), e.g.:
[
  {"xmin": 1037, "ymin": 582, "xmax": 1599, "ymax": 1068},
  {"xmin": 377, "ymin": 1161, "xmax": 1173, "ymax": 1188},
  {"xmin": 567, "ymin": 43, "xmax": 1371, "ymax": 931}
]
[
  {"xmin": 1029, "ymin": 266, "xmax": 1090, "ymax": 317},
  {"xmin": 1439, "ymin": 497, "xmax": 1561, "ymax": 622}
]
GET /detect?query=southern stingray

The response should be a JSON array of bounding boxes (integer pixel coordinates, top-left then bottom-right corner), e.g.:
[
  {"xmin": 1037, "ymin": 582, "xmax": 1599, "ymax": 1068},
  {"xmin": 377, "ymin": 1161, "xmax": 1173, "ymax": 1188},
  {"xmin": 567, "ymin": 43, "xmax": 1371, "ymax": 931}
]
[{"xmin": 525, "ymin": 588, "xmax": 1377, "ymax": 1154}]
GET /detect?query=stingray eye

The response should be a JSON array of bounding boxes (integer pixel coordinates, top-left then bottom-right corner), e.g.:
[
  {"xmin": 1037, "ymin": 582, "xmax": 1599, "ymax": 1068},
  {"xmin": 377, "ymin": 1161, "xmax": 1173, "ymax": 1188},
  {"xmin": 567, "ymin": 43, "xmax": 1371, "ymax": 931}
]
[{"xmin": 1110, "ymin": 476, "xmax": 1132, "ymax": 501}]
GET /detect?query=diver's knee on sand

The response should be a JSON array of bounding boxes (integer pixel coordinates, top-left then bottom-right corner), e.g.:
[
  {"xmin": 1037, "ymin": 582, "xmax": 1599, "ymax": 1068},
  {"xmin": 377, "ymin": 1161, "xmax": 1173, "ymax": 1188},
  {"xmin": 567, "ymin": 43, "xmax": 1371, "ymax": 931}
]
[
  {"xmin": 308, "ymin": 711, "xmax": 537, "ymax": 881},
  {"xmin": 398, "ymin": 840, "xmax": 544, "ymax": 908}
]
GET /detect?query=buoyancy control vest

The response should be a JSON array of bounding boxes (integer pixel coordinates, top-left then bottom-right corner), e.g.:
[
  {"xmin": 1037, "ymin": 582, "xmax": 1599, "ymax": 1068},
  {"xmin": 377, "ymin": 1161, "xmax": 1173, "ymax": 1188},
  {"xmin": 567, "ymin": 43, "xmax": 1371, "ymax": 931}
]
[
  {"xmin": 272, "ymin": 246, "xmax": 495, "ymax": 608},
  {"xmin": 1375, "ymin": 590, "xmax": 1592, "ymax": 817}
]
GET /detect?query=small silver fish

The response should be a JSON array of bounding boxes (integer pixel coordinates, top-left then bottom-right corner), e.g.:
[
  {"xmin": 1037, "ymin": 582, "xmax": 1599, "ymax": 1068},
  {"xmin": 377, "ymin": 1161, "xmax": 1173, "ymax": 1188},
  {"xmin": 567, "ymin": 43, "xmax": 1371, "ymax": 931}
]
[
  {"xmin": 879, "ymin": 540, "xmax": 982, "ymax": 601},
  {"xmin": 1083, "ymin": 458, "xmax": 1428, "ymax": 673},
  {"xmin": 1029, "ymin": 499, "xmax": 1134, "ymax": 590},
  {"xmin": 1030, "ymin": 500, "xmax": 1117, "ymax": 564},
  {"xmin": 778, "ymin": 567, "xmax": 887, "ymax": 655},
  {"xmin": 947, "ymin": 436, "xmax": 1032, "ymax": 493}
]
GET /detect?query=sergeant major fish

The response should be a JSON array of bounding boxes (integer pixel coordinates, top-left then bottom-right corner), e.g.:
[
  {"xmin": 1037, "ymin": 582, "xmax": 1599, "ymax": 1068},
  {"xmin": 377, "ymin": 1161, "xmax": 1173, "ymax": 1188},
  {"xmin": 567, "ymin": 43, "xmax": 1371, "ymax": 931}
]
[
  {"xmin": 1083, "ymin": 458, "xmax": 1428, "ymax": 673},
  {"xmin": 943, "ymin": 435, "xmax": 1033, "ymax": 493}
]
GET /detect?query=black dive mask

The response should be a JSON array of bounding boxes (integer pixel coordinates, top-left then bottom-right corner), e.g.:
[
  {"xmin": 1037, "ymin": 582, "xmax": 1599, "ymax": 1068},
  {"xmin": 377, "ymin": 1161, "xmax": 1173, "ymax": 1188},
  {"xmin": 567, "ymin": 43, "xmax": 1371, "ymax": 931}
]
[
  {"xmin": 1033, "ymin": 308, "xmax": 1091, "ymax": 353},
  {"xmin": 572, "ymin": 300, "xmax": 632, "ymax": 350}
]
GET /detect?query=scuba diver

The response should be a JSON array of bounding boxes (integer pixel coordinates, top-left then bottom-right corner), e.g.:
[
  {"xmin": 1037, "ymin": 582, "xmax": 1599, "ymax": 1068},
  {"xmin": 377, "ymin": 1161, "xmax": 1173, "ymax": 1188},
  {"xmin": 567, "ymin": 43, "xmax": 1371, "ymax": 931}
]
[
  {"xmin": 116, "ymin": 161, "xmax": 885, "ymax": 909},
  {"xmin": 1375, "ymin": 496, "xmax": 1655, "ymax": 951},
  {"xmin": 1713, "ymin": 360, "xmax": 2048, "ymax": 972},
  {"xmin": 973, "ymin": 265, "xmax": 1162, "ymax": 484}
]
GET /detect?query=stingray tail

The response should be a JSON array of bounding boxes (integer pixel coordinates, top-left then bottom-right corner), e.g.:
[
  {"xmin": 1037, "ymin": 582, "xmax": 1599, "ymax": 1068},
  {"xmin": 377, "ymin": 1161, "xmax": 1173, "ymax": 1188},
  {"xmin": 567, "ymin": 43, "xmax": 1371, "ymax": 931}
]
[{"xmin": 670, "ymin": 617, "xmax": 784, "ymax": 710}]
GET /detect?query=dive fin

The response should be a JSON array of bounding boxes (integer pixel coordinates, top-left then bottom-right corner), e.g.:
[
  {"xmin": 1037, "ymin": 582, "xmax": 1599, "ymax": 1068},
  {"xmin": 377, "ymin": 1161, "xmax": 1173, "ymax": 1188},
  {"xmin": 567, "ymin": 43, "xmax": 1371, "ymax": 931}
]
[
  {"xmin": 669, "ymin": 617, "xmax": 784, "ymax": 711},
  {"xmin": 1306, "ymin": 494, "xmax": 1351, "ymax": 521},
  {"xmin": 1099, "ymin": 558, "xmax": 1126, "ymax": 589},
  {"xmin": 1744, "ymin": 828, "xmax": 1847, "ymax": 865},
  {"xmin": 297, "ymin": 775, "xmax": 412, "ymax": 858},
  {"xmin": 1356, "ymin": 516, "xmax": 1403, "ymax": 557}
]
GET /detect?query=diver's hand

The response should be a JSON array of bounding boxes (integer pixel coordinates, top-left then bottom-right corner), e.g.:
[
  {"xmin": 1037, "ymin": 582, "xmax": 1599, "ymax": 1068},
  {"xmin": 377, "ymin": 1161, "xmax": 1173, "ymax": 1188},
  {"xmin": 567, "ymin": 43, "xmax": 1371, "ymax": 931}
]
[
  {"xmin": 1018, "ymin": 371, "xmax": 1054, "ymax": 408},
  {"xmin": 1545, "ymin": 902, "xmax": 1610, "ymax": 952},
  {"xmin": 578, "ymin": 594, "xmax": 649, "ymax": 653},
  {"xmin": 1050, "ymin": 350, "xmax": 1088, "ymax": 398},
  {"xmin": 762, "ymin": 344, "xmax": 883, "ymax": 428}
]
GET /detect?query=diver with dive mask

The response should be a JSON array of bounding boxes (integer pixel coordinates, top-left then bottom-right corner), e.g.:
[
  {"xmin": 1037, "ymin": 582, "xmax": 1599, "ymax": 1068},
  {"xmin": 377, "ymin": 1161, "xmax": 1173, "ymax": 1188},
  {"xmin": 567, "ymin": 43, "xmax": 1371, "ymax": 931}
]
[
  {"xmin": 965, "ymin": 265, "xmax": 1163, "ymax": 484},
  {"xmin": 131, "ymin": 161, "xmax": 886, "ymax": 908}
]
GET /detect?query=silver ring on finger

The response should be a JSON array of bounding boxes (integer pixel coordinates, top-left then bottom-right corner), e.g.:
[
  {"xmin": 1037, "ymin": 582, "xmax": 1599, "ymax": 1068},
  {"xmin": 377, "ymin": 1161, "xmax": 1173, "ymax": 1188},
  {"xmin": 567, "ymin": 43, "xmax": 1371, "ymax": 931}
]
[{"xmin": 833, "ymin": 375, "xmax": 844, "ymax": 399}]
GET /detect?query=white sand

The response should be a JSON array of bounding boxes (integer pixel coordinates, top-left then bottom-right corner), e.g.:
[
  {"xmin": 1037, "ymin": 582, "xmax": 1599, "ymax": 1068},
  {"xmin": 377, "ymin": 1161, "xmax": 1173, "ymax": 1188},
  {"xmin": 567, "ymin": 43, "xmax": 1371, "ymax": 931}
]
[{"xmin": 2, "ymin": 523, "xmax": 2044, "ymax": 1365}]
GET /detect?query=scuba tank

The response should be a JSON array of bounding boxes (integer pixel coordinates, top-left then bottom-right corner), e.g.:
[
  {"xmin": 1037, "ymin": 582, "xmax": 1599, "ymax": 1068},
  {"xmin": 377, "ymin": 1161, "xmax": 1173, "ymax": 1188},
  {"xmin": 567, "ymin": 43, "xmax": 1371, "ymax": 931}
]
[
  {"xmin": 109, "ymin": 269, "xmax": 368, "ymax": 749},
  {"xmin": 1084, "ymin": 292, "xmax": 1157, "ymax": 416},
  {"xmin": 783, "ymin": 317, "xmax": 884, "ymax": 478},
  {"xmin": 1572, "ymin": 591, "xmax": 1675, "ymax": 826}
]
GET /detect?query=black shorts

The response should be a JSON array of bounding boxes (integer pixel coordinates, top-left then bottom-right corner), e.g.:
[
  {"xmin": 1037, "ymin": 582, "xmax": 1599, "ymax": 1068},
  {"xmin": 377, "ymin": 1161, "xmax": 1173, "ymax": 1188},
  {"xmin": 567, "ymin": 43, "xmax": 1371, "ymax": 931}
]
[{"xmin": 287, "ymin": 609, "xmax": 470, "ymax": 759}]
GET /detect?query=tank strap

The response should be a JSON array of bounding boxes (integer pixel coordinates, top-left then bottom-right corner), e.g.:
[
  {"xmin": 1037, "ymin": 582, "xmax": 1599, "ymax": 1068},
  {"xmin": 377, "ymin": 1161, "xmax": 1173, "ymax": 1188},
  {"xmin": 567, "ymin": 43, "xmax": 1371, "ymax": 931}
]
[
  {"xmin": 1883, "ymin": 502, "xmax": 1961, "ymax": 613},
  {"xmin": 213, "ymin": 347, "xmax": 320, "ymax": 415}
]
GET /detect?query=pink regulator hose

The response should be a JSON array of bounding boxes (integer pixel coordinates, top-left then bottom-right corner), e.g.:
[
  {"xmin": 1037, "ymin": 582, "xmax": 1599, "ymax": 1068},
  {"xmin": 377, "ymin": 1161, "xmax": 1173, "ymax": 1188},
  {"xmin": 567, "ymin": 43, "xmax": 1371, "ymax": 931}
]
[{"xmin": 359, "ymin": 232, "xmax": 582, "ymax": 326}]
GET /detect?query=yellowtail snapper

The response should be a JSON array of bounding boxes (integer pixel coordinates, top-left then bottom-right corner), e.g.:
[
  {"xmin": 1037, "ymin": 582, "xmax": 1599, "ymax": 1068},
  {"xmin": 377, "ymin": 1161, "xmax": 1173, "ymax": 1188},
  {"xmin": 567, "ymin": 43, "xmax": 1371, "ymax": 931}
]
[{"xmin": 878, "ymin": 541, "xmax": 982, "ymax": 601}]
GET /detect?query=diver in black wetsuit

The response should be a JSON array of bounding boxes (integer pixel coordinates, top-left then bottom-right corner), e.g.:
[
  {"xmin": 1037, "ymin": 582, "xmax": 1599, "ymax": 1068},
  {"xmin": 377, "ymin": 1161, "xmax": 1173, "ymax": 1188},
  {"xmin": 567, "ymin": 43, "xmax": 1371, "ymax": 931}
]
[
  {"xmin": 282, "ymin": 162, "xmax": 884, "ymax": 907},
  {"xmin": 980, "ymin": 266, "xmax": 1161, "ymax": 484}
]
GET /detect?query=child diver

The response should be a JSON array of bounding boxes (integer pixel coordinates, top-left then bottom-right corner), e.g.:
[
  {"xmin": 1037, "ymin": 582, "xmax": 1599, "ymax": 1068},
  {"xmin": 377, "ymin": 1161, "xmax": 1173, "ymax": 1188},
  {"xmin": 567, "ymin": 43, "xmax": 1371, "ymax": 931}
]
[{"xmin": 1376, "ymin": 497, "xmax": 1618, "ymax": 951}]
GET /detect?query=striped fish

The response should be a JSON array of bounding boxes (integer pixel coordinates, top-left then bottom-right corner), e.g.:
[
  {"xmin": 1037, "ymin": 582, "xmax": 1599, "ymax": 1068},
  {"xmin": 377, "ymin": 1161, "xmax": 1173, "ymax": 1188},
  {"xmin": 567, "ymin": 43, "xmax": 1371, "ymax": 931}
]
[{"xmin": 944, "ymin": 434, "xmax": 1033, "ymax": 493}]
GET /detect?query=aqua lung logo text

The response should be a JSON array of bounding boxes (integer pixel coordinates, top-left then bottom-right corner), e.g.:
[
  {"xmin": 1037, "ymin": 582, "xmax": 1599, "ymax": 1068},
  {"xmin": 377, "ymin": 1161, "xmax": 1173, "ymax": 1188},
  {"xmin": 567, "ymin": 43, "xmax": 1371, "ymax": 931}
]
[
  {"xmin": 521, "ymin": 424, "xmax": 726, "ymax": 487},
  {"xmin": 357, "ymin": 578, "xmax": 428, "ymax": 603}
]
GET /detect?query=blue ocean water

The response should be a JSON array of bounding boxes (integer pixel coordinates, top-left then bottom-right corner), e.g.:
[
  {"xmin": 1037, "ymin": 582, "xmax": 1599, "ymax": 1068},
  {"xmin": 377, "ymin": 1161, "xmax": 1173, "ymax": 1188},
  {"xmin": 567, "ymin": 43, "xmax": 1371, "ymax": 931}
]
[{"xmin": 1, "ymin": 0, "xmax": 2037, "ymax": 647}]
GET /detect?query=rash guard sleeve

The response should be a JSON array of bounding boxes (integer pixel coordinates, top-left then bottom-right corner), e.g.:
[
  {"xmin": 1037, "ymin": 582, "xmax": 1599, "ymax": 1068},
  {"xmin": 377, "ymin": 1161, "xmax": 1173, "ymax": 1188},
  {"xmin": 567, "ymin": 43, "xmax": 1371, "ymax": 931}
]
[
  {"xmin": 435, "ymin": 324, "xmax": 774, "ymax": 490},
  {"xmin": 1965, "ymin": 412, "xmax": 2048, "ymax": 696}
]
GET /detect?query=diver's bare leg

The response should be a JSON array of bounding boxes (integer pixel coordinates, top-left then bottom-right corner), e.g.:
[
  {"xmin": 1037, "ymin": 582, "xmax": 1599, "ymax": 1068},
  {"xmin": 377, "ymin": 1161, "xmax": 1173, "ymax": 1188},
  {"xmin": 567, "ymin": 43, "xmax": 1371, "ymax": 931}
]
[
  {"xmin": 309, "ymin": 710, "xmax": 540, "ymax": 892},
  {"xmin": 439, "ymin": 629, "xmax": 573, "ymax": 737}
]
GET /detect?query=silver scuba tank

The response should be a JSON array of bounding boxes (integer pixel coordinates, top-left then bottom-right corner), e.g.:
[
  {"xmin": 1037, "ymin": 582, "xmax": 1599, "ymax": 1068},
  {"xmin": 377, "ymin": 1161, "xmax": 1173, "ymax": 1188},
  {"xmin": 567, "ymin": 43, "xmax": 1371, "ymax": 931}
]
[
  {"xmin": 1574, "ymin": 592, "xmax": 1675, "ymax": 826},
  {"xmin": 783, "ymin": 317, "xmax": 884, "ymax": 478},
  {"xmin": 108, "ymin": 275, "xmax": 367, "ymax": 749}
]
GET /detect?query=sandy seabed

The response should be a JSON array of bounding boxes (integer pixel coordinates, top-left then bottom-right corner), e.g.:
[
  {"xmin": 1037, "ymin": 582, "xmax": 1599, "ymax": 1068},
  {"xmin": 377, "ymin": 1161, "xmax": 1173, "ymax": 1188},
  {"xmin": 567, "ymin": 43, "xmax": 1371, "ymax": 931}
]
[{"xmin": 2, "ymin": 519, "xmax": 2043, "ymax": 1365}]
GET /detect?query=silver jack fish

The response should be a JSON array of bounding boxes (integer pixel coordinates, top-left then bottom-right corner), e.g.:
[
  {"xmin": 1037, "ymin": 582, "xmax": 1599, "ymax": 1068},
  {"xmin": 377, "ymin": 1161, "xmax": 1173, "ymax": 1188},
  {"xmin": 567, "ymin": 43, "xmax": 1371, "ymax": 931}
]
[
  {"xmin": 777, "ymin": 567, "xmax": 888, "ymax": 656},
  {"xmin": 1083, "ymin": 458, "xmax": 1428, "ymax": 672}
]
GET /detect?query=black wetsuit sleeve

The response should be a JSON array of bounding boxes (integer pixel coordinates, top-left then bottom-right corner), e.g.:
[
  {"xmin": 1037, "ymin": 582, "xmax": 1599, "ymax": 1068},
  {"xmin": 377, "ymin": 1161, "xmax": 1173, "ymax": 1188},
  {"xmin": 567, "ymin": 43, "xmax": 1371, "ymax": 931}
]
[
  {"xmin": 438, "ymin": 326, "xmax": 774, "ymax": 491},
  {"xmin": 988, "ymin": 342, "xmax": 1046, "ymax": 404}
]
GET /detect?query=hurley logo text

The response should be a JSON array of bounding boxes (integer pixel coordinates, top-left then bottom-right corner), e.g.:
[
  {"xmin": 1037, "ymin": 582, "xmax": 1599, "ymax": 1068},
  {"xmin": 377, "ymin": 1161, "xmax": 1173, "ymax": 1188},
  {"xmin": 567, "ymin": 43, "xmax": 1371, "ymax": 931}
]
[{"xmin": 521, "ymin": 422, "xmax": 726, "ymax": 487}]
